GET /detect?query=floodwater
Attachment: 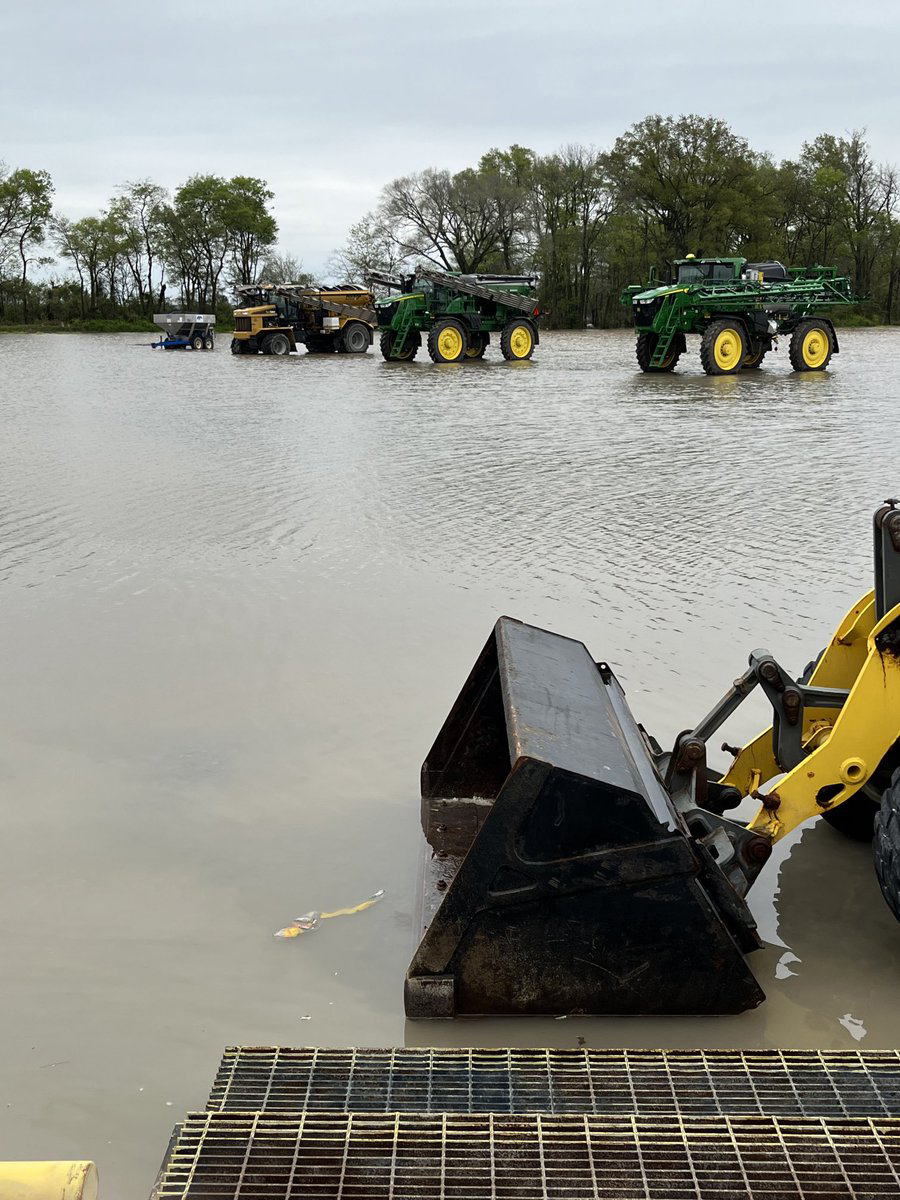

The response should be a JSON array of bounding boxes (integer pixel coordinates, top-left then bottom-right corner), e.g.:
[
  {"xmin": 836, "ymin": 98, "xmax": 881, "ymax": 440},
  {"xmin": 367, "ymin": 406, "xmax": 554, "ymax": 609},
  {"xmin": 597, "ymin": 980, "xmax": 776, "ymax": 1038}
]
[{"xmin": 1, "ymin": 328, "xmax": 899, "ymax": 1194}]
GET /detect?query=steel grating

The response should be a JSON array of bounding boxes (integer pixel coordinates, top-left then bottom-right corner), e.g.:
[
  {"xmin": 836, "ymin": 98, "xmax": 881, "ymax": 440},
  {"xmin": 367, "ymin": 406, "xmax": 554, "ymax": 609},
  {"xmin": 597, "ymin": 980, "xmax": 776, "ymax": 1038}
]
[
  {"xmin": 207, "ymin": 1047, "xmax": 900, "ymax": 1118},
  {"xmin": 152, "ymin": 1111, "xmax": 900, "ymax": 1200}
]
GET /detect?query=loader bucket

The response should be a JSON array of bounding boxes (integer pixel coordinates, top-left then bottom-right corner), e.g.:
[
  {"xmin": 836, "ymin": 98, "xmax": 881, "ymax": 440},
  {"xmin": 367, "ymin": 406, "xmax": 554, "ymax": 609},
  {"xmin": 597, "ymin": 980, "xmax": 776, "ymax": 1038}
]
[{"xmin": 406, "ymin": 617, "xmax": 765, "ymax": 1018}]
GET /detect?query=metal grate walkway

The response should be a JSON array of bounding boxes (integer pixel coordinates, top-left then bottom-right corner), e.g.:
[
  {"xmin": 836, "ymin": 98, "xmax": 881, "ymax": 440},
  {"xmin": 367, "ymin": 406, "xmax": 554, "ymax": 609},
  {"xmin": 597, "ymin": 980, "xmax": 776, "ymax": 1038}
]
[
  {"xmin": 153, "ymin": 1111, "xmax": 900, "ymax": 1200},
  {"xmin": 208, "ymin": 1047, "xmax": 900, "ymax": 1118}
]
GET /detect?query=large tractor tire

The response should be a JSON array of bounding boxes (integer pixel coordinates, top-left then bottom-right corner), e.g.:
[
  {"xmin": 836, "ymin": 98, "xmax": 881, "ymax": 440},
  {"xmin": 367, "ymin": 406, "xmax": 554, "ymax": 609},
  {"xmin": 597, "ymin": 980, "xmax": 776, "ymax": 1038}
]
[
  {"xmin": 699, "ymin": 320, "xmax": 746, "ymax": 375},
  {"xmin": 798, "ymin": 653, "xmax": 880, "ymax": 840},
  {"xmin": 742, "ymin": 341, "xmax": 769, "ymax": 369},
  {"xmin": 262, "ymin": 331, "xmax": 292, "ymax": 356},
  {"xmin": 465, "ymin": 332, "xmax": 489, "ymax": 359},
  {"xmin": 874, "ymin": 769, "xmax": 900, "ymax": 922},
  {"xmin": 428, "ymin": 318, "xmax": 468, "ymax": 363},
  {"xmin": 789, "ymin": 319, "xmax": 833, "ymax": 372},
  {"xmin": 306, "ymin": 334, "xmax": 336, "ymax": 354},
  {"xmin": 341, "ymin": 321, "xmax": 370, "ymax": 354},
  {"xmin": 231, "ymin": 338, "xmax": 250, "ymax": 355},
  {"xmin": 636, "ymin": 331, "xmax": 681, "ymax": 372},
  {"xmin": 379, "ymin": 329, "xmax": 418, "ymax": 361},
  {"xmin": 500, "ymin": 320, "xmax": 536, "ymax": 361}
]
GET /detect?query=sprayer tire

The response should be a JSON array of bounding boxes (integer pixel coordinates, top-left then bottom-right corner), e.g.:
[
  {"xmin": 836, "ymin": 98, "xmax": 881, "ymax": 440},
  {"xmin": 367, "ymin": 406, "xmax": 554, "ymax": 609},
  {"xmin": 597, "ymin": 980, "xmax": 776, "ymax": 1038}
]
[
  {"xmin": 742, "ymin": 342, "xmax": 769, "ymax": 369},
  {"xmin": 341, "ymin": 322, "xmax": 370, "ymax": 353},
  {"xmin": 789, "ymin": 319, "xmax": 833, "ymax": 372},
  {"xmin": 636, "ymin": 332, "xmax": 681, "ymax": 372},
  {"xmin": 380, "ymin": 329, "xmax": 417, "ymax": 361},
  {"xmin": 699, "ymin": 320, "xmax": 745, "ymax": 375}
]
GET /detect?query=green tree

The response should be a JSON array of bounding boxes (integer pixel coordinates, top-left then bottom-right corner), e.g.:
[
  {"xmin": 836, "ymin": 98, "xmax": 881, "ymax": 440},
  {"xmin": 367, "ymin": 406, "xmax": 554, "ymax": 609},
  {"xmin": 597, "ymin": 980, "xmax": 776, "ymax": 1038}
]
[
  {"xmin": 110, "ymin": 180, "xmax": 168, "ymax": 313},
  {"xmin": 222, "ymin": 175, "xmax": 278, "ymax": 286},
  {"xmin": 329, "ymin": 212, "xmax": 410, "ymax": 283},
  {"xmin": 606, "ymin": 115, "xmax": 767, "ymax": 263},
  {"xmin": 0, "ymin": 167, "xmax": 54, "ymax": 320}
]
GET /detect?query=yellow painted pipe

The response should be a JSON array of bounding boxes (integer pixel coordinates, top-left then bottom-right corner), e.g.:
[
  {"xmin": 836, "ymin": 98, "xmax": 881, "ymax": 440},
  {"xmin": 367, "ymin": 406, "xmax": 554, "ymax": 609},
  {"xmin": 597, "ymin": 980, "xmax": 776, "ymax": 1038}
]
[{"xmin": 0, "ymin": 1162, "xmax": 98, "ymax": 1200}]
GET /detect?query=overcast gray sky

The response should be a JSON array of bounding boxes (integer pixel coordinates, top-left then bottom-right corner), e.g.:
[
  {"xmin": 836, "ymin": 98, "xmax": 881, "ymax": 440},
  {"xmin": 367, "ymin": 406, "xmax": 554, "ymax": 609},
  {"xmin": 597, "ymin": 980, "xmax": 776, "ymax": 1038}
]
[{"xmin": 1, "ymin": 0, "xmax": 897, "ymax": 276}]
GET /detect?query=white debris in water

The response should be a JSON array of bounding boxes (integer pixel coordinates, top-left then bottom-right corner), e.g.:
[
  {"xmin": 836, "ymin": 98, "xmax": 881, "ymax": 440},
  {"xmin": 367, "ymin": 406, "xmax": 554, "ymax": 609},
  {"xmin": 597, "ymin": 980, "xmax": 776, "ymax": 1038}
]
[
  {"xmin": 300, "ymin": 1014, "xmax": 312, "ymax": 1021},
  {"xmin": 839, "ymin": 1013, "xmax": 867, "ymax": 1041},
  {"xmin": 775, "ymin": 951, "xmax": 801, "ymax": 979}
]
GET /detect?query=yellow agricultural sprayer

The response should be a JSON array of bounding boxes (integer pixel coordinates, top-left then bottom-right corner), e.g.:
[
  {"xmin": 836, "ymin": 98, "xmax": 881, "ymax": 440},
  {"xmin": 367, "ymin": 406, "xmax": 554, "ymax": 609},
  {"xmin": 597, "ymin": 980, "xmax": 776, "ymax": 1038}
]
[{"xmin": 405, "ymin": 503, "xmax": 900, "ymax": 1017}]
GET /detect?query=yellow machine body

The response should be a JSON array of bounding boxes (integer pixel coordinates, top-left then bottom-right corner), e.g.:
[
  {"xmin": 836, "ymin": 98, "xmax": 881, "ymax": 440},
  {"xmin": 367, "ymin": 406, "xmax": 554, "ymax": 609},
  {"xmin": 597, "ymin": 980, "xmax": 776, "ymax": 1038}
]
[
  {"xmin": 723, "ymin": 591, "xmax": 900, "ymax": 840},
  {"xmin": 0, "ymin": 1162, "xmax": 98, "ymax": 1200},
  {"xmin": 231, "ymin": 285, "xmax": 376, "ymax": 354}
]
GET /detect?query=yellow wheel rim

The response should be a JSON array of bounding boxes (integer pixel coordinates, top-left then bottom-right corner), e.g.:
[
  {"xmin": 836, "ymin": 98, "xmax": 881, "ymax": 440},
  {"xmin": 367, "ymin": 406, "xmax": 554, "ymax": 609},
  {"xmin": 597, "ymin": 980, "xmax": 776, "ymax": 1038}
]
[
  {"xmin": 508, "ymin": 325, "xmax": 533, "ymax": 358},
  {"xmin": 437, "ymin": 326, "xmax": 464, "ymax": 360},
  {"xmin": 713, "ymin": 328, "xmax": 742, "ymax": 371},
  {"xmin": 802, "ymin": 328, "xmax": 829, "ymax": 368},
  {"xmin": 465, "ymin": 343, "xmax": 482, "ymax": 358}
]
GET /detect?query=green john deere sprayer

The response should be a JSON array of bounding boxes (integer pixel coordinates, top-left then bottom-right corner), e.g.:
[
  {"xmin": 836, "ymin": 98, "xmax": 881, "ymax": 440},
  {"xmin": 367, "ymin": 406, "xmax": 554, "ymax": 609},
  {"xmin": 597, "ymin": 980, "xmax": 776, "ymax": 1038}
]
[
  {"xmin": 370, "ymin": 269, "xmax": 542, "ymax": 362},
  {"xmin": 622, "ymin": 256, "xmax": 856, "ymax": 375}
]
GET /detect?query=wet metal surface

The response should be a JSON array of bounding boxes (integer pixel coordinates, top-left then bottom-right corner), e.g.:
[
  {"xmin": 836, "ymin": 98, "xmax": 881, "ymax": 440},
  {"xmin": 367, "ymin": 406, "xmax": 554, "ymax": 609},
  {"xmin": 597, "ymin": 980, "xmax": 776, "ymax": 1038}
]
[
  {"xmin": 1, "ymin": 330, "xmax": 900, "ymax": 1195},
  {"xmin": 154, "ymin": 1111, "xmax": 900, "ymax": 1200},
  {"xmin": 209, "ymin": 1047, "xmax": 900, "ymax": 1118}
]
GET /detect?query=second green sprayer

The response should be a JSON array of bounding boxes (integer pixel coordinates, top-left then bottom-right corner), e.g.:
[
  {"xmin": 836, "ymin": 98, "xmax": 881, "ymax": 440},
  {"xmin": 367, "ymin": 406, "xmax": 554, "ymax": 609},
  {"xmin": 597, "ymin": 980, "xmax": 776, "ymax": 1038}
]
[{"xmin": 622, "ymin": 256, "xmax": 856, "ymax": 374}]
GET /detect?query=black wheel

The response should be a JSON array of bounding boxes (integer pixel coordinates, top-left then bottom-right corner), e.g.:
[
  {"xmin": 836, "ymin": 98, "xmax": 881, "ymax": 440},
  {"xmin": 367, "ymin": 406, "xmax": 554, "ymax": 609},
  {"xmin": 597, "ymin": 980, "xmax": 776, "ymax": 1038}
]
[
  {"xmin": 204, "ymin": 336, "xmax": 214, "ymax": 351},
  {"xmin": 341, "ymin": 322, "xmax": 370, "ymax": 354},
  {"xmin": 699, "ymin": 320, "xmax": 745, "ymax": 375},
  {"xmin": 427, "ymin": 318, "xmax": 467, "ymax": 363},
  {"xmin": 306, "ymin": 334, "xmax": 337, "ymax": 354},
  {"xmin": 499, "ymin": 319, "xmax": 536, "ymax": 361},
  {"xmin": 875, "ymin": 769, "xmax": 900, "ymax": 922},
  {"xmin": 636, "ymin": 331, "xmax": 681, "ymax": 372},
  {"xmin": 789, "ymin": 319, "xmax": 833, "ymax": 372},
  {"xmin": 742, "ymin": 341, "xmax": 769, "ymax": 369},
  {"xmin": 191, "ymin": 334, "xmax": 204, "ymax": 351},
  {"xmin": 798, "ymin": 652, "xmax": 880, "ymax": 840},
  {"xmin": 464, "ymin": 333, "xmax": 489, "ymax": 359},
  {"xmin": 379, "ymin": 329, "xmax": 417, "ymax": 361},
  {"xmin": 262, "ymin": 332, "xmax": 292, "ymax": 356},
  {"xmin": 230, "ymin": 338, "xmax": 247, "ymax": 355}
]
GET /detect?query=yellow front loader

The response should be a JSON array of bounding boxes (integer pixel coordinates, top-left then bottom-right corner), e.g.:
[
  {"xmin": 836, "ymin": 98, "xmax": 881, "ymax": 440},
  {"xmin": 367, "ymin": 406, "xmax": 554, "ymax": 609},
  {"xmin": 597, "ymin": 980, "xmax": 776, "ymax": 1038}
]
[{"xmin": 405, "ymin": 503, "xmax": 900, "ymax": 1017}]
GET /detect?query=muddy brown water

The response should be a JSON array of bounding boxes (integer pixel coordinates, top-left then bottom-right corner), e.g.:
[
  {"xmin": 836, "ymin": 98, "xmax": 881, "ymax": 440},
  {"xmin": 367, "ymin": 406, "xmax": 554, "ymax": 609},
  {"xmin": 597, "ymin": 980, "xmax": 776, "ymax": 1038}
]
[{"xmin": 1, "ymin": 328, "xmax": 899, "ymax": 1195}]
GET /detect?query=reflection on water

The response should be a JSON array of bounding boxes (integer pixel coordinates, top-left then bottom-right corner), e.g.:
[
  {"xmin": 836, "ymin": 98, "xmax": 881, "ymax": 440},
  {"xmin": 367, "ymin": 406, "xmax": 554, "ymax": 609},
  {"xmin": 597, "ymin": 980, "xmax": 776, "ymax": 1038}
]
[{"xmin": 1, "ymin": 329, "xmax": 899, "ymax": 1195}]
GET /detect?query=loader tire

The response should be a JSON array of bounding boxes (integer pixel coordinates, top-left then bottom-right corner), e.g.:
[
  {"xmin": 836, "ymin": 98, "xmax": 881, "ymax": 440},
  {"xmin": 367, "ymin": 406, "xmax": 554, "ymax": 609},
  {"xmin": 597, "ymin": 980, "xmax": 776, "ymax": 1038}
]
[
  {"xmin": 341, "ymin": 321, "xmax": 370, "ymax": 354},
  {"xmin": 874, "ymin": 769, "xmax": 900, "ymax": 922},
  {"xmin": 231, "ymin": 338, "xmax": 249, "ymax": 354},
  {"xmin": 799, "ymin": 652, "xmax": 879, "ymax": 840},
  {"xmin": 790, "ymin": 319, "xmax": 833, "ymax": 372},
  {"xmin": 699, "ymin": 320, "xmax": 745, "ymax": 375},
  {"xmin": 428, "ymin": 318, "xmax": 467, "ymax": 363},
  {"xmin": 636, "ymin": 331, "xmax": 681, "ymax": 372},
  {"xmin": 500, "ymin": 320, "xmax": 536, "ymax": 361},
  {"xmin": 306, "ymin": 334, "xmax": 336, "ymax": 354},
  {"xmin": 742, "ymin": 342, "xmax": 769, "ymax": 369},
  {"xmin": 380, "ymin": 329, "xmax": 417, "ymax": 361}
]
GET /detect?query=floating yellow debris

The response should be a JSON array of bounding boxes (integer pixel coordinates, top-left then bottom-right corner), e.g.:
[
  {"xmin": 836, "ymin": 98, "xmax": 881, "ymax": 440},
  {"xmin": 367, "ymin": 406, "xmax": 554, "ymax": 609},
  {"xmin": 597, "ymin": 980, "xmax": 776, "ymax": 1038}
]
[{"xmin": 274, "ymin": 889, "xmax": 384, "ymax": 939}]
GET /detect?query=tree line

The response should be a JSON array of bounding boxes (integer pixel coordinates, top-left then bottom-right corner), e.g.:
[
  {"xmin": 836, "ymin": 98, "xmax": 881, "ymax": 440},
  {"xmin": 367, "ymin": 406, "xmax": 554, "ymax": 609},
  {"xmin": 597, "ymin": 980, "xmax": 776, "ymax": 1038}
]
[
  {"xmin": 0, "ymin": 168, "xmax": 280, "ymax": 325},
  {"xmin": 331, "ymin": 115, "xmax": 900, "ymax": 328},
  {"xmin": 2, "ymin": 115, "xmax": 898, "ymax": 328}
]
